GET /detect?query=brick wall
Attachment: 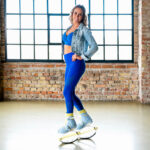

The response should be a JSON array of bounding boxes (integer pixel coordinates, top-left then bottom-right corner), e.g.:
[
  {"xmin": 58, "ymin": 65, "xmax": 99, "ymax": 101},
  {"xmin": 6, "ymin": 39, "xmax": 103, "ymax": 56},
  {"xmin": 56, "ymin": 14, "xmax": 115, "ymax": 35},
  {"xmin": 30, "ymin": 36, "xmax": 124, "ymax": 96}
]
[
  {"xmin": 0, "ymin": 50, "xmax": 3, "ymax": 101},
  {"xmin": 0, "ymin": 60, "xmax": 2, "ymax": 101},
  {"xmin": 0, "ymin": 0, "xmax": 3, "ymax": 101},
  {"xmin": 1, "ymin": 0, "xmax": 149, "ymax": 103},
  {"xmin": 0, "ymin": 59, "xmax": 3, "ymax": 101},
  {"xmin": 2, "ymin": 63, "xmax": 138, "ymax": 101},
  {"xmin": 139, "ymin": 0, "xmax": 150, "ymax": 103}
]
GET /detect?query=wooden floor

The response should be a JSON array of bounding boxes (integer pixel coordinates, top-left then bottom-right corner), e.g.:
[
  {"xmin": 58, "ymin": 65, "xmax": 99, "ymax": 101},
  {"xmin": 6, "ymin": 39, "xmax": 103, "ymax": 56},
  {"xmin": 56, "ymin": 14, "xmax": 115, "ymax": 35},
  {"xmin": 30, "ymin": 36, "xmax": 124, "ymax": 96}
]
[{"xmin": 0, "ymin": 100, "xmax": 150, "ymax": 150}]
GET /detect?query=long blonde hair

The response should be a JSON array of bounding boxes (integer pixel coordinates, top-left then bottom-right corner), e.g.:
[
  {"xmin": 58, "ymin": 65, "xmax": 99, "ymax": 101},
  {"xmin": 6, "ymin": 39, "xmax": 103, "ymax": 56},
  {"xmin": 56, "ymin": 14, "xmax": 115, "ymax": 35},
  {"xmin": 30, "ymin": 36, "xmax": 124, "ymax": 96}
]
[{"xmin": 69, "ymin": 4, "xmax": 88, "ymax": 26}]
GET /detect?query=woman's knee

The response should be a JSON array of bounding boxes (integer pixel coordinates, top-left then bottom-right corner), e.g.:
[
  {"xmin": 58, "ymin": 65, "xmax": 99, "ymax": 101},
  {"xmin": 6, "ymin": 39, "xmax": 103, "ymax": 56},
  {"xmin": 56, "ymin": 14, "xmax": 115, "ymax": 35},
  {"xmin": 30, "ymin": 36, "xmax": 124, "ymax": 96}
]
[{"xmin": 63, "ymin": 87, "xmax": 73, "ymax": 97}]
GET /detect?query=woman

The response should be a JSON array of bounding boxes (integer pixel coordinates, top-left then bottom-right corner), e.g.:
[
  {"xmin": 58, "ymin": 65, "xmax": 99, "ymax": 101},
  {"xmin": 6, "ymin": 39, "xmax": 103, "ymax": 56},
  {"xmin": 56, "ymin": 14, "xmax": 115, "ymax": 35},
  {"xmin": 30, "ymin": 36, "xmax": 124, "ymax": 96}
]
[{"xmin": 58, "ymin": 4, "xmax": 98, "ymax": 134}]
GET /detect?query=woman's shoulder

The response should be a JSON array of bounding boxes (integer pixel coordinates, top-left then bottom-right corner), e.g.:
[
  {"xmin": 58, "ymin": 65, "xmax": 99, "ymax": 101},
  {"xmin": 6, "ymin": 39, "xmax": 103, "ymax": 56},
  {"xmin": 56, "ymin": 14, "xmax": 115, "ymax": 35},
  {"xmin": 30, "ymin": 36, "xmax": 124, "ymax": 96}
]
[
  {"xmin": 79, "ymin": 22, "xmax": 89, "ymax": 29},
  {"xmin": 82, "ymin": 24, "xmax": 91, "ymax": 33}
]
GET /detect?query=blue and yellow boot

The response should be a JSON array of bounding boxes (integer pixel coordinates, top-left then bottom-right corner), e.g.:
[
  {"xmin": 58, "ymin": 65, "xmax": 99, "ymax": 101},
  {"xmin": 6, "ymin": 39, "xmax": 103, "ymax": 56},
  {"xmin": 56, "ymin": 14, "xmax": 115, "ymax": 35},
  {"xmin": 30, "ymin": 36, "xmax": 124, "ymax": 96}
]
[
  {"xmin": 58, "ymin": 113, "xmax": 77, "ymax": 134},
  {"xmin": 76, "ymin": 109, "xmax": 93, "ymax": 130}
]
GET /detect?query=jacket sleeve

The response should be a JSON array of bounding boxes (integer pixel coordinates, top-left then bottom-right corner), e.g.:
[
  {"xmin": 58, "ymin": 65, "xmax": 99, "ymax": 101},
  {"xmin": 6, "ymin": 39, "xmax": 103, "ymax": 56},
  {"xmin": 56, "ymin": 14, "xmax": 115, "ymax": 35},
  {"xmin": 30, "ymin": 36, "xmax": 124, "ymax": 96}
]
[
  {"xmin": 62, "ymin": 40, "xmax": 65, "ymax": 60},
  {"xmin": 62, "ymin": 40, "xmax": 64, "ymax": 54},
  {"xmin": 81, "ymin": 27, "xmax": 98, "ymax": 61}
]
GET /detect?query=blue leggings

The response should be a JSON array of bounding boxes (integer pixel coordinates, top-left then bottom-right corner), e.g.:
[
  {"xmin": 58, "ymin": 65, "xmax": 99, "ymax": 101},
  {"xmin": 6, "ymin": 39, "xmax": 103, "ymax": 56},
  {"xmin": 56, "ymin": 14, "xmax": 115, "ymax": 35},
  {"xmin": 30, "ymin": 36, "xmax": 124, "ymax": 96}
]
[{"xmin": 63, "ymin": 52, "xmax": 86, "ymax": 113}]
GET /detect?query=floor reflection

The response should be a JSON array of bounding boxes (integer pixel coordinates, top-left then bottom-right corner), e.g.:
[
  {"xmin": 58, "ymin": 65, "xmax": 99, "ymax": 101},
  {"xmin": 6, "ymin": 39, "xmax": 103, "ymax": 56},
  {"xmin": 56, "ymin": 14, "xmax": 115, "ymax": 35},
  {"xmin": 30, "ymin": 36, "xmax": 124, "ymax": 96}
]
[
  {"xmin": 0, "ymin": 101, "xmax": 150, "ymax": 150},
  {"xmin": 58, "ymin": 139, "xmax": 96, "ymax": 150}
]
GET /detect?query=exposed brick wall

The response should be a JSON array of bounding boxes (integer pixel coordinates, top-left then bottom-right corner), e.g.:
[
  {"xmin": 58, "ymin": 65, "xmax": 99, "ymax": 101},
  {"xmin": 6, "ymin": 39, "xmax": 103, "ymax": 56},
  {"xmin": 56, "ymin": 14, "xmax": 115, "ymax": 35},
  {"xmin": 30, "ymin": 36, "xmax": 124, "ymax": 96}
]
[
  {"xmin": 0, "ymin": 61, "xmax": 3, "ymax": 101},
  {"xmin": 0, "ymin": 51, "xmax": 3, "ymax": 101},
  {"xmin": 0, "ymin": 61, "xmax": 2, "ymax": 101},
  {"xmin": 1, "ymin": 0, "xmax": 149, "ymax": 103},
  {"xmin": 140, "ymin": 0, "xmax": 150, "ymax": 103},
  {"xmin": 3, "ymin": 63, "xmax": 138, "ymax": 101},
  {"xmin": 1, "ymin": 0, "xmax": 5, "ymax": 62},
  {"xmin": 0, "ymin": 0, "xmax": 3, "ymax": 101}
]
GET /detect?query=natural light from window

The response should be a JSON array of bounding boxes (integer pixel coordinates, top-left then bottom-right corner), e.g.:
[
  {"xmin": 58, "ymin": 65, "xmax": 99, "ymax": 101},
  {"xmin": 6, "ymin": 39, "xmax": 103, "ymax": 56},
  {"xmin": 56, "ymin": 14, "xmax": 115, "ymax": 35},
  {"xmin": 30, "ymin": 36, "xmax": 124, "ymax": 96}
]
[{"xmin": 5, "ymin": 0, "xmax": 133, "ymax": 62}]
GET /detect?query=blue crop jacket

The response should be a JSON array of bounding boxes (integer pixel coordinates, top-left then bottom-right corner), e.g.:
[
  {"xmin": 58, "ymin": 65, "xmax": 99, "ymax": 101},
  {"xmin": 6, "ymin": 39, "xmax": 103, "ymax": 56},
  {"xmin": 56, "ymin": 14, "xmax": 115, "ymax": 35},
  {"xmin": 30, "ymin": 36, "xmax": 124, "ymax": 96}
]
[{"xmin": 62, "ymin": 22, "xmax": 98, "ymax": 61}]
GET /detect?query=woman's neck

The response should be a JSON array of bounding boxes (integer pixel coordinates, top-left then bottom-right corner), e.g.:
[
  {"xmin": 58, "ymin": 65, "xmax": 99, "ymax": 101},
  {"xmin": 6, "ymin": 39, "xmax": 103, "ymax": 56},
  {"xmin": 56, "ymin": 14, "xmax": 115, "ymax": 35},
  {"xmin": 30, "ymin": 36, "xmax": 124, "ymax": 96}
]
[{"xmin": 72, "ymin": 23, "xmax": 80, "ymax": 30}]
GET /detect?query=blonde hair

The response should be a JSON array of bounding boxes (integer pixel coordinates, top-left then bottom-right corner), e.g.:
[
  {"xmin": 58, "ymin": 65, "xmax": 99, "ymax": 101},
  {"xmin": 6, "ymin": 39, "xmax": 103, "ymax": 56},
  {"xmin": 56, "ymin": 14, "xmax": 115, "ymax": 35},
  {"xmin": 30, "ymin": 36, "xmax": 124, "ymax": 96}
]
[{"xmin": 69, "ymin": 4, "xmax": 88, "ymax": 26}]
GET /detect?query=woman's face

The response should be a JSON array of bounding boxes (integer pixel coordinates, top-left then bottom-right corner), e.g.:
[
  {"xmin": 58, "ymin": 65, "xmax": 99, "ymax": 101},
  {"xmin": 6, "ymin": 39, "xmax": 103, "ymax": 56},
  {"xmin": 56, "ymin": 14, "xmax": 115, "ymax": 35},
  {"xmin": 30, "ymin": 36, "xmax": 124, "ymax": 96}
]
[{"xmin": 72, "ymin": 7, "xmax": 83, "ymax": 24}]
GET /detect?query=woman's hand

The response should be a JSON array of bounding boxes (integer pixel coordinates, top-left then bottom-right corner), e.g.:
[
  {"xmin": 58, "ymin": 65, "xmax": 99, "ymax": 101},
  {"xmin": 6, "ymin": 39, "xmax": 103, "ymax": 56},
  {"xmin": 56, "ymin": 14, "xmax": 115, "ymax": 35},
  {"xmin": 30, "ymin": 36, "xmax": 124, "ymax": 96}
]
[{"xmin": 72, "ymin": 54, "xmax": 83, "ymax": 61}]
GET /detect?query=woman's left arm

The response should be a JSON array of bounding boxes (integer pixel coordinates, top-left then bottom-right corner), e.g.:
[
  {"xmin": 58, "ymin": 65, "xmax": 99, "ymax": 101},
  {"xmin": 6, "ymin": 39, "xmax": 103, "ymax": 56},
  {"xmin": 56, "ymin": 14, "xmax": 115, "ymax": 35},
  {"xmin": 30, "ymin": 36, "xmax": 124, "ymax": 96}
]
[{"xmin": 81, "ymin": 27, "xmax": 98, "ymax": 60}]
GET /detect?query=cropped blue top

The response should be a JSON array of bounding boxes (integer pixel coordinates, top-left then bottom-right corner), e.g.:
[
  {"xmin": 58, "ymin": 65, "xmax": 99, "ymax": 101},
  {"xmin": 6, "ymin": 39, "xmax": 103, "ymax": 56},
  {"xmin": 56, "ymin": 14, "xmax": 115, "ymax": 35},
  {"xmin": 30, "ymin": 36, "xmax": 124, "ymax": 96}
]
[{"xmin": 62, "ymin": 31, "xmax": 74, "ymax": 46}]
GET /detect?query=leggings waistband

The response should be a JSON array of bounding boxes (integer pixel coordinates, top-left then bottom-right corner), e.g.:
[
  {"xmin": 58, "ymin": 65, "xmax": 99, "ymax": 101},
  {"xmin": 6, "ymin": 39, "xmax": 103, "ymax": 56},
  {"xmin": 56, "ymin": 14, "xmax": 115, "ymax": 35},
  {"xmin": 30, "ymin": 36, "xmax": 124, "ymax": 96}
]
[
  {"xmin": 64, "ymin": 52, "xmax": 74, "ymax": 56},
  {"xmin": 64, "ymin": 52, "xmax": 74, "ymax": 63},
  {"xmin": 64, "ymin": 52, "xmax": 85, "ymax": 64}
]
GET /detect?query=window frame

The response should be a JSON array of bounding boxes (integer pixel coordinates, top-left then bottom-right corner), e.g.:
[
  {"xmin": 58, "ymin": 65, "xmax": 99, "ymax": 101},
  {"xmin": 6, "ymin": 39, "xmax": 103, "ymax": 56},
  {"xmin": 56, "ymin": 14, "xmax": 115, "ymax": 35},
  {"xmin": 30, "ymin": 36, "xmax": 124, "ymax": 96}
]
[{"xmin": 4, "ymin": 0, "xmax": 134, "ymax": 63}]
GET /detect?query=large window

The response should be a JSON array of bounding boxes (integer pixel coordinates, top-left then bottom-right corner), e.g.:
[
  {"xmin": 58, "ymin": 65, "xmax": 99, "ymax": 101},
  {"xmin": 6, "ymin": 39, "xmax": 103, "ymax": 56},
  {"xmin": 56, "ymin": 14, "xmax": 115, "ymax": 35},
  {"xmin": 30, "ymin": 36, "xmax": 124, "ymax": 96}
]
[{"xmin": 5, "ymin": 0, "xmax": 134, "ymax": 62}]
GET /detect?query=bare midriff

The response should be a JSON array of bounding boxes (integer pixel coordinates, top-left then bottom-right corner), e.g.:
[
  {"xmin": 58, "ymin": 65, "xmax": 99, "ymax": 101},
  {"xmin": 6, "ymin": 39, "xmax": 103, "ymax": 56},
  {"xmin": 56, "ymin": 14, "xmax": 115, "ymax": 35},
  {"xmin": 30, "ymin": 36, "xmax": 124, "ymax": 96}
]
[{"xmin": 64, "ymin": 45, "xmax": 72, "ymax": 54}]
